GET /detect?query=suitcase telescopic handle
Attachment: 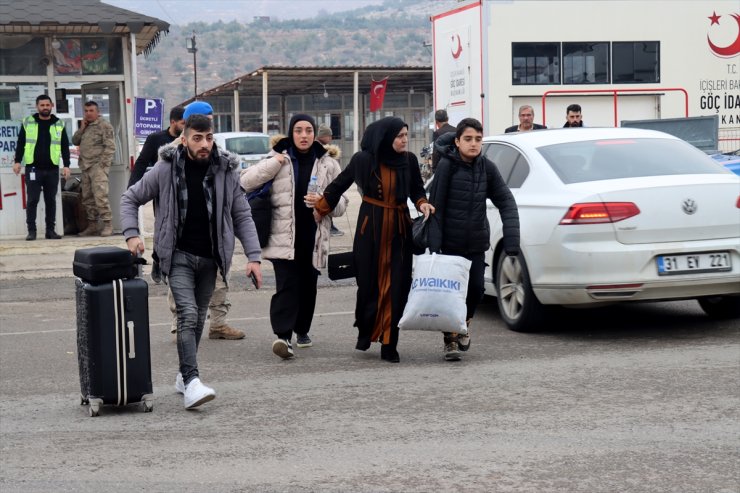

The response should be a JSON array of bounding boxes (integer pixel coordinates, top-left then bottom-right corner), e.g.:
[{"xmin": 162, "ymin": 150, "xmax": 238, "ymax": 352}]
[{"xmin": 127, "ymin": 321, "xmax": 136, "ymax": 359}]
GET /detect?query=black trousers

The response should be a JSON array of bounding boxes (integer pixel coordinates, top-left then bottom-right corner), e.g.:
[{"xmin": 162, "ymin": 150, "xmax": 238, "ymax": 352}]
[
  {"xmin": 25, "ymin": 167, "xmax": 59, "ymax": 232},
  {"xmin": 444, "ymin": 250, "xmax": 487, "ymax": 320},
  {"xmin": 269, "ymin": 251, "xmax": 319, "ymax": 338}
]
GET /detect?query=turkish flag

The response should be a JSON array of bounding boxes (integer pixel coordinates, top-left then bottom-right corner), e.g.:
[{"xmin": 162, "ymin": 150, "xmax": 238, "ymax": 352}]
[{"xmin": 369, "ymin": 78, "xmax": 388, "ymax": 112}]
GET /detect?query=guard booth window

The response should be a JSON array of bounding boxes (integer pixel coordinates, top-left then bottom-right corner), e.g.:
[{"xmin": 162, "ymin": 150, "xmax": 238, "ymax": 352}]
[{"xmin": 0, "ymin": 36, "xmax": 46, "ymax": 75}]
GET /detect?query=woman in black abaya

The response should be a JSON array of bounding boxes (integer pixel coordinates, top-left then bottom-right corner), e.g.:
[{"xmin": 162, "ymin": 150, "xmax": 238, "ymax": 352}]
[{"xmin": 314, "ymin": 117, "xmax": 434, "ymax": 362}]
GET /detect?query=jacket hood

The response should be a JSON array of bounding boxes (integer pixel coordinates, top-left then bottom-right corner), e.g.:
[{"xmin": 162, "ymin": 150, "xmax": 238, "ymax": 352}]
[
  {"xmin": 434, "ymin": 131, "xmax": 458, "ymax": 160},
  {"xmin": 323, "ymin": 144, "xmax": 341, "ymax": 159},
  {"xmin": 273, "ymin": 138, "xmax": 328, "ymax": 159},
  {"xmin": 32, "ymin": 113, "xmax": 60, "ymax": 124},
  {"xmin": 159, "ymin": 141, "xmax": 241, "ymax": 171}
]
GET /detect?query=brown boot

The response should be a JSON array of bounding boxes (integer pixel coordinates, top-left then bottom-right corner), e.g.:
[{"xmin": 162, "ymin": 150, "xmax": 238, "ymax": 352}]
[
  {"xmin": 208, "ymin": 324, "xmax": 245, "ymax": 340},
  {"xmin": 78, "ymin": 222, "xmax": 99, "ymax": 237},
  {"xmin": 99, "ymin": 221, "xmax": 113, "ymax": 237},
  {"xmin": 443, "ymin": 332, "xmax": 461, "ymax": 361}
]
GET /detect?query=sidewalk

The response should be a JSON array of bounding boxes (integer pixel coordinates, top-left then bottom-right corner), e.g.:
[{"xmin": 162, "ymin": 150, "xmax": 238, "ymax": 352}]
[{"xmin": 0, "ymin": 185, "xmax": 362, "ymax": 281}]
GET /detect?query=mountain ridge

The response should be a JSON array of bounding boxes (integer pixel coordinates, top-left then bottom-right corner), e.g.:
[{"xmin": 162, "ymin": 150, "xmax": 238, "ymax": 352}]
[{"xmin": 136, "ymin": 0, "xmax": 456, "ymax": 110}]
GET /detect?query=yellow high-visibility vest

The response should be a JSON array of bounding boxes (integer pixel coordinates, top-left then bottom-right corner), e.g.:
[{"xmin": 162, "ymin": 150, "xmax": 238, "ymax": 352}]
[{"xmin": 22, "ymin": 116, "xmax": 64, "ymax": 166}]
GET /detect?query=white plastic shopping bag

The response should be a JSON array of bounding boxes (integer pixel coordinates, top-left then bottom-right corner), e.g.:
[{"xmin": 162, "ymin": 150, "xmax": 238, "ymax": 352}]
[{"xmin": 399, "ymin": 253, "xmax": 472, "ymax": 333}]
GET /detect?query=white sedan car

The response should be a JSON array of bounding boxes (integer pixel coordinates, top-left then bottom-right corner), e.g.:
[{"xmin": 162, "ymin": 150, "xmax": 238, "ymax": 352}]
[
  {"xmin": 213, "ymin": 132, "xmax": 271, "ymax": 169},
  {"xmin": 481, "ymin": 127, "xmax": 740, "ymax": 332}
]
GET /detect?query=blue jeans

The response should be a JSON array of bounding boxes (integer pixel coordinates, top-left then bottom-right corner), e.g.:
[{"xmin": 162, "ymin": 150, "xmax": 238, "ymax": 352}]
[{"xmin": 169, "ymin": 250, "xmax": 218, "ymax": 384}]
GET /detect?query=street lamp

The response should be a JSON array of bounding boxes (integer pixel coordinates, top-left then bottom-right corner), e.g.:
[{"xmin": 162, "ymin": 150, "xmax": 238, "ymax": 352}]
[{"xmin": 186, "ymin": 32, "xmax": 198, "ymax": 99}]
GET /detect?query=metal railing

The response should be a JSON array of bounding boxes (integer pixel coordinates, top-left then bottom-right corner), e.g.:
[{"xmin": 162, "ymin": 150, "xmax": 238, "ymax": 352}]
[{"xmin": 541, "ymin": 87, "xmax": 689, "ymax": 127}]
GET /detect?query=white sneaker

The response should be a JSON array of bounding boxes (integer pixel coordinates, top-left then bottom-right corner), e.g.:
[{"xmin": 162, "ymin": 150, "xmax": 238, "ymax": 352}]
[
  {"xmin": 174, "ymin": 372, "xmax": 185, "ymax": 394},
  {"xmin": 183, "ymin": 377, "xmax": 216, "ymax": 409}
]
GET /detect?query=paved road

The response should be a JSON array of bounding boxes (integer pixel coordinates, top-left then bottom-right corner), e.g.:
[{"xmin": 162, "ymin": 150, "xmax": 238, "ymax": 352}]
[{"xmin": 1, "ymin": 276, "xmax": 738, "ymax": 492}]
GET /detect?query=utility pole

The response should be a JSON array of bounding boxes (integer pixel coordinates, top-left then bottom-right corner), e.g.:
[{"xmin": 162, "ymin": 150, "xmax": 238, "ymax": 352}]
[{"xmin": 186, "ymin": 31, "xmax": 198, "ymax": 99}]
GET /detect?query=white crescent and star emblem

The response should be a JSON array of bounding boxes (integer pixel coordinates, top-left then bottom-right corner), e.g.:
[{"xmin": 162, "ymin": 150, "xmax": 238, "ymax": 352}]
[{"xmin": 707, "ymin": 11, "xmax": 740, "ymax": 58}]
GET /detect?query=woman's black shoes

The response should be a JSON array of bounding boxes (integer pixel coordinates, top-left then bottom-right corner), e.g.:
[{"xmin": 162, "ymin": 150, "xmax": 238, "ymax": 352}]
[
  {"xmin": 380, "ymin": 345, "xmax": 400, "ymax": 363},
  {"xmin": 355, "ymin": 335, "xmax": 371, "ymax": 351}
]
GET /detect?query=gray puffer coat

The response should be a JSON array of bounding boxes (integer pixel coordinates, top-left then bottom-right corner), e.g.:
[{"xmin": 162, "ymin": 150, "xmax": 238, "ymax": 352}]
[{"xmin": 121, "ymin": 144, "xmax": 261, "ymax": 281}]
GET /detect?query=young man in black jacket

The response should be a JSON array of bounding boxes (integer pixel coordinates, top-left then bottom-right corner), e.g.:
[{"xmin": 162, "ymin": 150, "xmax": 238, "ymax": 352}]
[
  {"xmin": 429, "ymin": 118, "xmax": 520, "ymax": 361},
  {"xmin": 128, "ymin": 106, "xmax": 185, "ymax": 187}
]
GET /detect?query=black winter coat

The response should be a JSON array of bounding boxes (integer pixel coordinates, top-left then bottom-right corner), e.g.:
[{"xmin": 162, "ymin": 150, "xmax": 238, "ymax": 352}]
[{"xmin": 429, "ymin": 133, "xmax": 520, "ymax": 256}]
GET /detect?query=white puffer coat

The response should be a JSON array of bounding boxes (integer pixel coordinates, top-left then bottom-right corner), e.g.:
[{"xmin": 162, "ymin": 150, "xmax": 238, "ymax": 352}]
[{"xmin": 239, "ymin": 144, "xmax": 348, "ymax": 269}]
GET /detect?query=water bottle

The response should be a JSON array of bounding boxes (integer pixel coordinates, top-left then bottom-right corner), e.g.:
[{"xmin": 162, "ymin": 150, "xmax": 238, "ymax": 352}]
[{"xmin": 306, "ymin": 175, "xmax": 321, "ymax": 207}]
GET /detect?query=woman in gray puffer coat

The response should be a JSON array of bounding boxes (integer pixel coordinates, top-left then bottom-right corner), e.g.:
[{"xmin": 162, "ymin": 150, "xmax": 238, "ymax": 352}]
[{"xmin": 429, "ymin": 117, "xmax": 520, "ymax": 362}]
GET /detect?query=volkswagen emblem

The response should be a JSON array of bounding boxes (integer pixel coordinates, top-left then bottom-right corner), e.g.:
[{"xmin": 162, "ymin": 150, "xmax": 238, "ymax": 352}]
[{"xmin": 682, "ymin": 198, "xmax": 697, "ymax": 215}]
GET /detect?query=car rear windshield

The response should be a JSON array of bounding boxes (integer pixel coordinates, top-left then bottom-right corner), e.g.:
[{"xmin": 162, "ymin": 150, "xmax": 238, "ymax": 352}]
[
  {"xmin": 538, "ymin": 138, "xmax": 728, "ymax": 184},
  {"xmin": 224, "ymin": 136, "xmax": 270, "ymax": 155}
]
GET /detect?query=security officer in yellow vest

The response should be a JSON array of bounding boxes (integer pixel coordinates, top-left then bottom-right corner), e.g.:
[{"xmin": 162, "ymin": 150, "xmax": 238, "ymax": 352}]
[{"xmin": 13, "ymin": 94, "xmax": 71, "ymax": 241}]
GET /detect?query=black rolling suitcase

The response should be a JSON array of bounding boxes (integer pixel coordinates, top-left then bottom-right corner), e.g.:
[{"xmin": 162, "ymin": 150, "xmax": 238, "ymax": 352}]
[{"xmin": 74, "ymin": 247, "xmax": 153, "ymax": 416}]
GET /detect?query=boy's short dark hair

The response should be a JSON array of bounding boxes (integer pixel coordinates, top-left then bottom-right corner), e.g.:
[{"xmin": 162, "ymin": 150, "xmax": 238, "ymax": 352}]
[
  {"xmin": 566, "ymin": 104, "xmax": 582, "ymax": 113},
  {"xmin": 455, "ymin": 117, "xmax": 483, "ymax": 138},
  {"xmin": 185, "ymin": 114, "xmax": 213, "ymax": 133},
  {"xmin": 170, "ymin": 106, "xmax": 185, "ymax": 121},
  {"xmin": 36, "ymin": 94, "xmax": 52, "ymax": 104}
]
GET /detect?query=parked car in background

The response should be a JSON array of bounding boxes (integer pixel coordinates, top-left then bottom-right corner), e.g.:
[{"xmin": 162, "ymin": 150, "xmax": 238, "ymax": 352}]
[
  {"xmin": 480, "ymin": 127, "xmax": 740, "ymax": 332},
  {"xmin": 213, "ymin": 132, "xmax": 271, "ymax": 169},
  {"xmin": 710, "ymin": 149, "xmax": 740, "ymax": 176}
]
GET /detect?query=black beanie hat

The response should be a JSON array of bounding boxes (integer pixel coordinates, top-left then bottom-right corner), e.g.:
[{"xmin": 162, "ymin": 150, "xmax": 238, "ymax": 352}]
[{"xmin": 288, "ymin": 114, "xmax": 316, "ymax": 141}]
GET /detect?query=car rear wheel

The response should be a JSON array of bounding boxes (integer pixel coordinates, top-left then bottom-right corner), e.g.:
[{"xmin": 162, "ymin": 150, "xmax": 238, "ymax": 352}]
[
  {"xmin": 495, "ymin": 253, "xmax": 547, "ymax": 332},
  {"xmin": 697, "ymin": 295, "xmax": 740, "ymax": 319}
]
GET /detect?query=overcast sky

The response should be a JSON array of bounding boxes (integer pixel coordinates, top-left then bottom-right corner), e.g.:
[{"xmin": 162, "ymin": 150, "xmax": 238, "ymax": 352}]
[{"xmin": 104, "ymin": 0, "xmax": 387, "ymax": 24}]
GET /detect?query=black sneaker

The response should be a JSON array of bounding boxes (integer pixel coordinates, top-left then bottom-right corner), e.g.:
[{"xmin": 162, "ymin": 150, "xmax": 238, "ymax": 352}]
[
  {"xmin": 272, "ymin": 338, "xmax": 294, "ymax": 359},
  {"xmin": 45, "ymin": 230, "xmax": 61, "ymax": 239},
  {"xmin": 26, "ymin": 231, "xmax": 36, "ymax": 241},
  {"xmin": 296, "ymin": 334, "xmax": 313, "ymax": 348}
]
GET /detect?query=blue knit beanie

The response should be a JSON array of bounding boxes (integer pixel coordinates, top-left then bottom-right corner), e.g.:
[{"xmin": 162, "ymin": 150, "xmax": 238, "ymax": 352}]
[{"xmin": 183, "ymin": 101, "xmax": 213, "ymax": 119}]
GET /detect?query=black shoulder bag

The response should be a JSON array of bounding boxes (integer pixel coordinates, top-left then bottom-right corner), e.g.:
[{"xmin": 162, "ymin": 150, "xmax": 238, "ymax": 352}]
[{"xmin": 247, "ymin": 180, "xmax": 273, "ymax": 248}]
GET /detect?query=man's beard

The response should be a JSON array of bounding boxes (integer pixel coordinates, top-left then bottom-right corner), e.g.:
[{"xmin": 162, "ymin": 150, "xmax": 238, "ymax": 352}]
[
  {"xmin": 39, "ymin": 110, "xmax": 51, "ymax": 117},
  {"xmin": 187, "ymin": 147, "xmax": 211, "ymax": 165}
]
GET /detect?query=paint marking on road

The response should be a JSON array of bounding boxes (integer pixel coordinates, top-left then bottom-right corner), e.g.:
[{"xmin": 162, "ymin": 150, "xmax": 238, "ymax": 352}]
[{"xmin": 0, "ymin": 311, "xmax": 355, "ymax": 336}]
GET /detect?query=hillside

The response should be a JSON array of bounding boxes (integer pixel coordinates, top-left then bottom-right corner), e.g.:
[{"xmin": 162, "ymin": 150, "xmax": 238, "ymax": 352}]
[{"xmin": 137, "ymin": 0, "xmax": 454, "ymax": 109}]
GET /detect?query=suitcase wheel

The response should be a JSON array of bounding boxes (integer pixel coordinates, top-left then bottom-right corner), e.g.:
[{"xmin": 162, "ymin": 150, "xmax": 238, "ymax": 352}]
[
  {"xmin": 88, "ymin": 398, "xmax": 102, "ymax": 417},
  {"xmin": 141, "ymin": 395, "xmax": 154, "ymax": 413},
  {"xmin": 80, "ymin": 395, "xmax": 89, "ymax": 406}
]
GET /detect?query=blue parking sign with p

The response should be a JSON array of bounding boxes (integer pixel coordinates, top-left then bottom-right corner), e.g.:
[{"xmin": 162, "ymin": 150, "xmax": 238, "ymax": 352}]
[{"xmin": 134, "ymin": 97, "xmax": 164, "ymax": 139}]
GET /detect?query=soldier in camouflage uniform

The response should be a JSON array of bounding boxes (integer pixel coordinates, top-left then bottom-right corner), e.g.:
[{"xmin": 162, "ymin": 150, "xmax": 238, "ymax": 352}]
[{"xmin": 72, "ymin": 100, "xmax": 116, "ymax": 236}]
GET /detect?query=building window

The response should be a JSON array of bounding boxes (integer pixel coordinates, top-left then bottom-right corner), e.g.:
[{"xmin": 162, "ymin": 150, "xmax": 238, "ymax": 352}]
[
  {"xmin": 0, "ymin": 36, "xmax": 46, "ymax": 76},
  {"xmin": 512, "ymin": 42, "xmax": 560, "ymax": 85},
  {"xmin": 612, "ymin": 41, "xmax": 660, "ymax": 83},
  {"xmin": 563, "ymin": 42, "xmax": 609, "ymax": 84}
]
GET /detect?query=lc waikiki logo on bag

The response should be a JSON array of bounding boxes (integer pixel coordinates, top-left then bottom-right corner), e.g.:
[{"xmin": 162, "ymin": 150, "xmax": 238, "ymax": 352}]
[{"xmin": 399, "ymin": 252, "xmax": 471, "ymax": 333}]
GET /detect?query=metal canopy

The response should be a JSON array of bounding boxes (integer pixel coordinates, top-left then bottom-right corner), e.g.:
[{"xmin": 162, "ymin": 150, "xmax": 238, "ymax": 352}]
[
  {"xmin": 188, "ymin": 65, "xmax": 433, "ymax": 101},
  {"xmin": 0, "ymin": 0, "xmax": 169, "ymax": 55}
]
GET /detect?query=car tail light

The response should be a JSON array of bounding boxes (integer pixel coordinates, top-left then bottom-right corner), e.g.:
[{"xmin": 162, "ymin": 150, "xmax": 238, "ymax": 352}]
[
  {"xmin": 560, "ymin": 202, "xmax": 640, "ymax": 224},
  {"xmin": 736, "ymin": 196, "xmax": 740, "ymax": 208}
]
